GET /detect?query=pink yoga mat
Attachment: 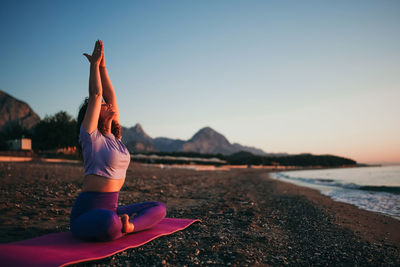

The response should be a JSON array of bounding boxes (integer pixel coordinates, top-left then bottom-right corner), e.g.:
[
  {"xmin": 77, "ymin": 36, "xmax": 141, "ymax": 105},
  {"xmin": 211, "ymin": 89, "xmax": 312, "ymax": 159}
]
[{"xmin": 0, "ymin": 218, "xmax": 199, "ymax": 267}]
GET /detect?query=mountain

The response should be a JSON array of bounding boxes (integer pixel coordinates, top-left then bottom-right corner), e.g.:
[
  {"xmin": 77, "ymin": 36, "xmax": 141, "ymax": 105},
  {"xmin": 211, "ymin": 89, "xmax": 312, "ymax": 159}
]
[
  {"xmin": 181, "ymin": 127, "xmax": 236, "ymax": 154},
  {"xmin": 121, "ymin": 123, "xmax": 157, "ymax": 153},
  {"xmin": 122, "ymin": 123, "xmax": 152, "ymax": 143},
  {"xmin": 232, "ymin": 143, "xmax": 269, "ymax": 156},
  {"xmin": 0, "ymin": 89, "xmax": 41, "ymax": 132},
  {"xmin": 232, "ymin": 143, "xmax": 288, "ymax": 157},
  {"xmin": 122, "ymin": 124, "xmax": 269, "ymax": 155},
  {"xmin": 153, "ymin": 137, "xmax": 185, "ymax": 152}
]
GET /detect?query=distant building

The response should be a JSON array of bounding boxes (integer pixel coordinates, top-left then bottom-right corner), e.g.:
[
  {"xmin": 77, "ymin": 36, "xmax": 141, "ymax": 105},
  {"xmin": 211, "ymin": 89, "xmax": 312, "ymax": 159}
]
[{"xmin": 7, "ymin": 138, "xmax": 32, "ymax": 151}]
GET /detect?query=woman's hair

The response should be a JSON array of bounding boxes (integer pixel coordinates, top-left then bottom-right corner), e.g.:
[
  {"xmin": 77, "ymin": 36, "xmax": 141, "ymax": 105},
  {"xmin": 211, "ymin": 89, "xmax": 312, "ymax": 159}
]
[{"xmin": 76, "ymin": 98, "xmax": 122, "ymax": 156}]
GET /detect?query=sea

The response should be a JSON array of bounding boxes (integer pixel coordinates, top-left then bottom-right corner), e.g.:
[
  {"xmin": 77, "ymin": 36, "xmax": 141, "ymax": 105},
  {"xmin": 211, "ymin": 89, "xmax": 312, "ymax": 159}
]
[{"xmin": 271, "ymin": 165, "xmax": 400, "ymax": 219}]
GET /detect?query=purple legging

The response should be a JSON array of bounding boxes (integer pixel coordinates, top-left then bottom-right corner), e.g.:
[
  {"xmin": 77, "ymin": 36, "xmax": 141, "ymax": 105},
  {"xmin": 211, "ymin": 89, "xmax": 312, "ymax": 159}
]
[{"xmin": 70, "ymin": 191, "xmax": 166, "ymax": 241}]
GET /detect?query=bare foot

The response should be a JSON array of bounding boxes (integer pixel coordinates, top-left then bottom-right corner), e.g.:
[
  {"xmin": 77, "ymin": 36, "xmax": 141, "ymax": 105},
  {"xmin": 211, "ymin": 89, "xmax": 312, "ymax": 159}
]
[{"xmin": 120, "ymin": 214, "xmax": 134, "ymax": 234}]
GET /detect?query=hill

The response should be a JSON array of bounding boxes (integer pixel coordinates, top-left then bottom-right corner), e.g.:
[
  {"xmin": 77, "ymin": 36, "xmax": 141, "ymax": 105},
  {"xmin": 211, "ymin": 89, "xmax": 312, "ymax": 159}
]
[
  {"xmin": 0, "ymin": 90, "xmax": 40, "ymax": 132},
  {"xmin": 122, "ymin": 124, "xmax": 270, "ymax": 155}
]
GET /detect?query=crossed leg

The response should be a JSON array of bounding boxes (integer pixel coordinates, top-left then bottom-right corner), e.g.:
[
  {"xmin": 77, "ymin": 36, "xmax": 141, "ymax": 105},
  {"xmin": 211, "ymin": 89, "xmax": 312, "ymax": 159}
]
[
  {"xmin": 117, "ymin": 201, "xmax": 167, "ymax": 232},
  {"xmin": 70, "ymin": 209, "xmax": 124, "ymax": 241},
  {"xmin": 70, "ymin": 201, "xmax": 166, "ymax": 241}
]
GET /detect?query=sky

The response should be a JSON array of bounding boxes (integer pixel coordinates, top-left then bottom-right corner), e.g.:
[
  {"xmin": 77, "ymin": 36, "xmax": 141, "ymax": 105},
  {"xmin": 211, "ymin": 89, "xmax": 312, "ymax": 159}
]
[{"xmin": 0, "ymin": 0, "xmax": 399, "ymax": 164}]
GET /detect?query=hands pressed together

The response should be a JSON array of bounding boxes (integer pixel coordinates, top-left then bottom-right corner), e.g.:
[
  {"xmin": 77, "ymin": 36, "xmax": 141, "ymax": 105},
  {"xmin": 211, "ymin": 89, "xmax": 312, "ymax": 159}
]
[
  {"xmin": 83, "ymin": 40, "xmax": 105, "ymax": 67},
  {"xmin": 83, "ymin": 39, "xmax": 119, "ymax": 129}
]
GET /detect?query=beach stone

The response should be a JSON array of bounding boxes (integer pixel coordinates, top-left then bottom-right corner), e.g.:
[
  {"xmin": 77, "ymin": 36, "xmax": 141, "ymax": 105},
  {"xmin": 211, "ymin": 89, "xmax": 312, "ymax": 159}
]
[{"xmin": 1, "ymin": 162, "xmax": 400, "ymax": 266}]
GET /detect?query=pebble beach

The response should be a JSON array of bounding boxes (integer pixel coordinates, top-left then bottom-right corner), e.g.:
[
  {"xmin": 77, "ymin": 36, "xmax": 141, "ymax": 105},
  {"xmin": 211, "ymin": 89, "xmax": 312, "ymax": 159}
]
[{"xmin": 0, "ymin": 161, "xmax": 399, "ymax": 266}]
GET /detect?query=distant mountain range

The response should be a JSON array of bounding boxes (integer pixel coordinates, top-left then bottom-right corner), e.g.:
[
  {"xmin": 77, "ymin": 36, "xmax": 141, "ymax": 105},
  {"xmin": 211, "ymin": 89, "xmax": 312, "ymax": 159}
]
[
  {"xmin": 122, "ymin": 123, "xmax": 287, "ymax": 156},
  {"xmin": 0, "ymin": 89, "xmax": 284, "ymax": 156},
  {"xmin": 0, "ymin": 89, "xmax": 40, "ymax": 132}
]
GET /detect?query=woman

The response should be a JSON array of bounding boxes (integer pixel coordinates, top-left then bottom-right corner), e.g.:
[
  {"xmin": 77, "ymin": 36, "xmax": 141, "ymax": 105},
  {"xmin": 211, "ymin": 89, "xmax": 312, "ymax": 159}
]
[{"xmin": 70, "ymin": 40, "xmax": 166, "ymax": 241}]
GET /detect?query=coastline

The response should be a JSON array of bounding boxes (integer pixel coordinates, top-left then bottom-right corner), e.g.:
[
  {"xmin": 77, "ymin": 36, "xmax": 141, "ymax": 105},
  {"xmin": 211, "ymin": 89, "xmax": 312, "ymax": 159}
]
[
  {"xmin": 265, "ymin": 172, "xmax": 400, "ymax": 247},
  {"xmin": 270, "ymin": 166, "xmax": 400, "ymax": 220},
  {"xmin": 0, "ymin": 161, "xmax": 399, "ymax": 265}
]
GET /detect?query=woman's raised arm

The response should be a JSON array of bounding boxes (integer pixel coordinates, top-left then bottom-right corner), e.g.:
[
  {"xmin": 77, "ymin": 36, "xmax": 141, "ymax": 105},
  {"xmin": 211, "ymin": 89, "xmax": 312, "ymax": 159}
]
[
  {"xmin": 99, "ymin": 42, "xmax": 120, "ymax": 124},
  {"xmin": 82, "ymin": 40, "xmax": 103, "ymax": 134},
  {"xmin": 83, "ymin": 40, "xmax": 120, "ymax": 125}
]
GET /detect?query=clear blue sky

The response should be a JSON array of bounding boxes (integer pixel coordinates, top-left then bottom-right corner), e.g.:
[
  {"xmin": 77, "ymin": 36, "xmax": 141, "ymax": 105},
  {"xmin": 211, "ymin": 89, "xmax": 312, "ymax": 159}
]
[{"xmin": 1, "ymin": 0, "xmax": 399, "ymax": 164}]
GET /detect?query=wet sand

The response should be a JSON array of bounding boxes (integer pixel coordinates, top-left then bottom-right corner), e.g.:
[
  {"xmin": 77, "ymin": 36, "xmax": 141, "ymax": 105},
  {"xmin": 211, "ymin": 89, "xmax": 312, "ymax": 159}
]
[{"xmin": 0, "ymin": 161, "xmax": 399, "ymax": 266}]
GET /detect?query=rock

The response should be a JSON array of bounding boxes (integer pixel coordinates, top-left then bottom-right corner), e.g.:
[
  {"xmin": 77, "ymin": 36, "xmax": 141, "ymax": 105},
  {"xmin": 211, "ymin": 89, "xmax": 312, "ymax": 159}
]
[{"xmin": 0, "ymin": 90, "xmax": 40, "ymax": 131}]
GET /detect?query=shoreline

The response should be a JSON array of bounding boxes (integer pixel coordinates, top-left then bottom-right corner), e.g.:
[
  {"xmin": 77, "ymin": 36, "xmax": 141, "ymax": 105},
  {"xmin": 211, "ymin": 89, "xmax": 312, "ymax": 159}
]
[
  {"xmin": 265, "ymin": 172, "xmax": 400, "ymax": 248},
  {"xmin": 270, "ymin": 167, "xmax": 400, "ymax": 221},
  {"xmin": 0, "ymin": 161, "xmax": 399, "ymax": 265}
]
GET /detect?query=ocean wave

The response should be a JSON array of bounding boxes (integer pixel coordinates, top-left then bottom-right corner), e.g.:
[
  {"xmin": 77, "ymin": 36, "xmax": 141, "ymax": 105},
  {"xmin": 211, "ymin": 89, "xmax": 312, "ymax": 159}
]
[
  {"xmin": 358, "ymin": 186, "xmax": 400, "ymax": 194},
  {"xmin": 272, "ymin": 173, "xmax": 400, "ymax": 194}
]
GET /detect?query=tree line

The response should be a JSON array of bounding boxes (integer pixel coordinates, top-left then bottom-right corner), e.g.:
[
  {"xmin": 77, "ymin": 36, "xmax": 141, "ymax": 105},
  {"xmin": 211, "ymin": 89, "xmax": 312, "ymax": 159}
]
[
  {"xmin": 0, "ymin": 111, "xmax": 77, "ymax": 151},
  {"xmin": 130, "ymin": 151, "xmax": 357, "ymax": 167}
]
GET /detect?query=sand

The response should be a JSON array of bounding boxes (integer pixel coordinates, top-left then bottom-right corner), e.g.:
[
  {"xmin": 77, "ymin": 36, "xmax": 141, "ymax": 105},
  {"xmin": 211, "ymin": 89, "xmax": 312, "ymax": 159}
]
[{"xmin": 0, "ymin": 161, "xmax": 399, "ymax": 266}]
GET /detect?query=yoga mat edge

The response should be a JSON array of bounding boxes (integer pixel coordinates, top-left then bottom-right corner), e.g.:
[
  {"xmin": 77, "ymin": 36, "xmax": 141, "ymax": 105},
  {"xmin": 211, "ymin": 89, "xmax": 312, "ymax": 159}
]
[
  {"xmin": 60, "ymin": 218, "xmax": 200, "ymax": 267},
  {"xmin": 0, "ymin": 218, "xmax": 201, "ymax": 267}
]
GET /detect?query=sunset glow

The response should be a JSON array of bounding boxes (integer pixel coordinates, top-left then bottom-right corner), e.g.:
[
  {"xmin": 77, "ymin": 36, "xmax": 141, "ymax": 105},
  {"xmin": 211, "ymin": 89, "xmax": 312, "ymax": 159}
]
[{"xmin": 1, "ymin": 1, "xmax": 399, "ymax": 164}]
